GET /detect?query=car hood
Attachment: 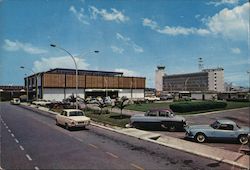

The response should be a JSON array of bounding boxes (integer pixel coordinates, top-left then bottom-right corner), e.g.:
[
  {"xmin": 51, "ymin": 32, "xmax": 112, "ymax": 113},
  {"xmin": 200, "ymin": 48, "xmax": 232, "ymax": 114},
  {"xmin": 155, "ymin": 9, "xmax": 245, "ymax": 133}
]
[
  {"xmin": 69, "ymin": 116, "xmax": 90, "ymax": 122},
  {"xmin": 240, "ymin": 126, "xmax": 250, "ymax": 132},
  {"xmin": 186, "ymin": 125, "xmax": 212, "ymax": 130}
]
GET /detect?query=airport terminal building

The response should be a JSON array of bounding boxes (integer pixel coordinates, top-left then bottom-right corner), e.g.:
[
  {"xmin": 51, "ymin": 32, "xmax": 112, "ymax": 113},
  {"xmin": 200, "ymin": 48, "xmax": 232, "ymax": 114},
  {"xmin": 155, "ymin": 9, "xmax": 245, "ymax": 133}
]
[
  {"xmin": 24, "ymin": 68, "xmax": 146, "ymax": 101},
  {"xmin": 162, "ymin": 68, "xmax": 225, "ymax": 92}
]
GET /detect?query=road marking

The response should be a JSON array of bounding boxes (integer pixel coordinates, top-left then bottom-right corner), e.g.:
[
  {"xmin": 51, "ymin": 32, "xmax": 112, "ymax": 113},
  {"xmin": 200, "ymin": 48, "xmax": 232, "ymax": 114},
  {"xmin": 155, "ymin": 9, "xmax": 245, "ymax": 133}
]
[
  {"xmin": 11, "ymin": 133, "xmax": 15, "ymax": 137},
  {"xmin": 105, "ymin": 152, "xmax": 119, "ymax": 159},
  {"xmin": 26, "ymin": 154, "xmax": 32, "ymax": 161},
  {"xmin": 130, "ymin": 163, "xmax": 144, "ymax": 170},
  {"xmin": 34, "ymin": 166, "xmax": 39, "ymax": 170},
  {"xmin": 19, "ymin": 145, "xmax": 24, "ymax": 151},
  {"xmin": 14, "ymin": 139, "xmax": 19, "ymax": 143},
  {"xmin": 88, "ymin": 144, "xmax": 98, "ymax": 149},
  {"xmin": 8, "ymin": 129, "xmax": 11, "ymax": 133}
]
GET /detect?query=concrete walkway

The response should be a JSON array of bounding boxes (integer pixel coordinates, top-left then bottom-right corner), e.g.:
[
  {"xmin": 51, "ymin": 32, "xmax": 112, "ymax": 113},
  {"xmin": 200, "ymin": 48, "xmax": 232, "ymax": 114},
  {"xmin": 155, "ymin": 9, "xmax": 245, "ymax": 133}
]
[{"xmin": 21, "ymin": 103, "xmax": 250, "ymax": 169}]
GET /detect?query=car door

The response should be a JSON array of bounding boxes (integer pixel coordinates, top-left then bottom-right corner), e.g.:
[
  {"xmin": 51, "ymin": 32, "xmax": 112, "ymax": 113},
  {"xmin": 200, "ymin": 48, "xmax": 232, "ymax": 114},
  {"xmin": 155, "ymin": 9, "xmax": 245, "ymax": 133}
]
[
  {"xmin": 145, "ymin": 111, "xmax": 159, "ymax": 128},
  {"xmin": 58, "ymin": 111, "xmax": 67, "ymax": 125},
  {"xmin": 212, "ymin": 124, "xmax": 236, "ymax": 139}
]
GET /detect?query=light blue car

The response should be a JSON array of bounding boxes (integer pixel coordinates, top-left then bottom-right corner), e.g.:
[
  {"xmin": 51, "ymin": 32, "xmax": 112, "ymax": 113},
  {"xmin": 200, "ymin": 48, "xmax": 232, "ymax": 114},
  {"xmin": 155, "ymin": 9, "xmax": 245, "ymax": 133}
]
[{"xmin": 185, "ymin": 119, "xmax": 250, "ymax": 144}]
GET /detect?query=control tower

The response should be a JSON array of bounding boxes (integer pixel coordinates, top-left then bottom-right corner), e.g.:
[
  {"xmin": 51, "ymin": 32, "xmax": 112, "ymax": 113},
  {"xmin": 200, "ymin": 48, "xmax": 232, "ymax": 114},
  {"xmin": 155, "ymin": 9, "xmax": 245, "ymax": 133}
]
[{"xmin": 155, "ymin": 66, "xmax": 166, "ymax": 92}]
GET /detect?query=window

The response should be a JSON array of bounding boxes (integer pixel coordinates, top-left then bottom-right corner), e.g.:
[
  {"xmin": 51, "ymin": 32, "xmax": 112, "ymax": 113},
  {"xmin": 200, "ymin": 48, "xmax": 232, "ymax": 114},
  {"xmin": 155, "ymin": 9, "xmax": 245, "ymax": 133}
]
[
  {"xmin": 218, "ymin": 124, "xmax": 234, "ymax": 130},
  {"xmin": 146, "ymin": 111, "xmax": 158, "ymax": 117},
  {"xmin": 159, "ymin": 111, "xmax": 167, "ymax": 117},
  {"xmin": 69, "ymin": 111, "xmax": 84, "ymax": 116}
]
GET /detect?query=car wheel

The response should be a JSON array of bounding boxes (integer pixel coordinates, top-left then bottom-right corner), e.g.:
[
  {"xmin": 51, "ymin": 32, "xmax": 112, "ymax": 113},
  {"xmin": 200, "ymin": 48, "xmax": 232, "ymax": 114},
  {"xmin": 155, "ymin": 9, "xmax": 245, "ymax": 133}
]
[
  {"xmin": 238, "ymin": 135, "xmax": 248, "ymax": 145},
  {"xmin": 65, "ymin": 123, "xmax": 70, "ymax": 130},
  {"xmin": 195, "ymin": 133, "xmax": 206, "ymax": 143},
  {"xmin": 168, "ymin": 125, "xmax": 176, "ymax": 132}
]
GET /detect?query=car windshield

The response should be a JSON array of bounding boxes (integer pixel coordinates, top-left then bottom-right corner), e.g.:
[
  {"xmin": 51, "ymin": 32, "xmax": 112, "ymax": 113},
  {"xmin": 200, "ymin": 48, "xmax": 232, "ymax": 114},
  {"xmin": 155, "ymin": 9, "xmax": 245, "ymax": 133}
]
[
  {"xmin": 69, "ymin": 111, "xmax": 84, "ymax": 116},
  {"xmin": 210, "ymin": 121, "xmax": 220, "ymax": 129}
]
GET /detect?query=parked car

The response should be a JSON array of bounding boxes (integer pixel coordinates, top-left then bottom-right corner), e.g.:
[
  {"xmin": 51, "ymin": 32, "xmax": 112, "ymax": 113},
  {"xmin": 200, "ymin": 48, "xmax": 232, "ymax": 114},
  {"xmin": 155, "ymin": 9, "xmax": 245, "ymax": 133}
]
[
  {"xmin": 129, "ymin": 109, "xmax": 186, "ymax": 131},
  {"xmin": 10, "ymin": 98, "xmax": 20, "ymax": 105},
  {"xmin": 185, "ymin": 119, "xmax": 250, "ymax": 144},
  {"xmin": 160, "ymin": 94, "xmax": 173, "ymax": 100},
  {"xmin": 55, "ymin": 109, "xmax": 90, "ymax": 130},
  {"xmin": 32, "ymin": 99, "xmax": 51, "ymax": 106},
  {"xmin": 145, "ymin": 96, "xmax": 160, "ymax": 102}
]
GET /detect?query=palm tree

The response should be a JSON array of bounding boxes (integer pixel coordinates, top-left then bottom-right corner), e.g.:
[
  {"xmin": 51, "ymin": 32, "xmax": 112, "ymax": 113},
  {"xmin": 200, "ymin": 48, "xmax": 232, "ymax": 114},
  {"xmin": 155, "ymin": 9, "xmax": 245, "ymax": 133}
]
[
  {"xmin": 97, "ymin": 99, "xmax": 106, "ymax": 114},
  {"xmin": 114, "ymin": 96, "xmax": 129, "ymax": 118}
]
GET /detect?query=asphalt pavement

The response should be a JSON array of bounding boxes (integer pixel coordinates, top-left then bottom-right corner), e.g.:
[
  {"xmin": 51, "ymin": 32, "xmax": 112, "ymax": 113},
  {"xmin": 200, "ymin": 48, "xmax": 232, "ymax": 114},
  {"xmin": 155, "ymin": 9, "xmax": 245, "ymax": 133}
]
[{"xmin": 0, "ymin": 102, "xmax": 241, "ymax": 170}]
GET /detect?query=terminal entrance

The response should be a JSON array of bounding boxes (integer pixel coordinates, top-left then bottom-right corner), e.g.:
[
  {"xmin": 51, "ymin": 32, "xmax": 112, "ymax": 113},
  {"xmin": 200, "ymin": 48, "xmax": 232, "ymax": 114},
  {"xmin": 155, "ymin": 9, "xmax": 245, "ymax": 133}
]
[{"xmin": 85, "ymin": 91, "xmax": 118, "ymax": 99}]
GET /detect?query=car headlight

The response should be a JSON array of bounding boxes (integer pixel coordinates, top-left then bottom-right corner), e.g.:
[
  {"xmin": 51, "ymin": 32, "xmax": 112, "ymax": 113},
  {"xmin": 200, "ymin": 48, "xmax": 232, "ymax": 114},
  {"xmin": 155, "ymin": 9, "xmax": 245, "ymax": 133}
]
[{"xmin": 70, "ymin": 121, "xmax": 76, "ymax": 125}]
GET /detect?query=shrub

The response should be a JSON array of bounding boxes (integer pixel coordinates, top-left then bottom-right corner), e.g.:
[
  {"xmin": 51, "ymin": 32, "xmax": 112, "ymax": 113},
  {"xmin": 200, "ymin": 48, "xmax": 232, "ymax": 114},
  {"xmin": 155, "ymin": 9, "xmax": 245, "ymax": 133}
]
[
  {"xmin": 226, "ymin": 98, "xmax": 250, "ymax": 102},
  {"xmin": 169, "ymin": 101, "xmax": 227, "ymax": 113}
]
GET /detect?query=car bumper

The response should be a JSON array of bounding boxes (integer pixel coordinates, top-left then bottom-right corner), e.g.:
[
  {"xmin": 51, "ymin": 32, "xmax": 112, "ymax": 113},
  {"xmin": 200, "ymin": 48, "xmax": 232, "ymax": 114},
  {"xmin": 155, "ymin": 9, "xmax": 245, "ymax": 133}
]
[
  {"xmin": 185, "ymin": 131, "xmax": 195, "ymax": 139},
  {"xmin": 70, "ymin": 121, "xmax": 90, "ymax": 127}
]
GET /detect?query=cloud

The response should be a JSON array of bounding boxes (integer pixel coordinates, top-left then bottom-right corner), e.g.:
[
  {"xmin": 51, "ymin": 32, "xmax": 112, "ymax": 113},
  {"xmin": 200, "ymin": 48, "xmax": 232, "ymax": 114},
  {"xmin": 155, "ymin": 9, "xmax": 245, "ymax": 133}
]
[
  {"xmin": 116, "ymin": 33, "xmax": 144, "ymax": 53},
  {"xmin": 207, "ymin": 0, "xmax": 239, "ymax": 7},
  {"xmin": 205, "ymin": 2, "xmax": 249, "ymax": 41},
  {"xmin": 111, "ymin": 45, "xmax": 124, "ymax": 54},
  {"xmin": 3, "ymin": 39, "xmax": 47, "ymax": 54},
  {"xmin": 69, "ymin": 5, "xmax": 89, "ymax": 25},
  {"xmin": 142, "ymin": 2, "xmax": 249, "ymax": 41},
  {"xmin": 89, "ymin": 6, "xmax": 129, "ymax": 23},
  {"xmin": 231, "ymin": 47, "xmax": 241, "ymax": 54},
  {"xmin": 142, "ymin": 18, "xmax": 210, "ymax": 36},
  {"xmin": 33, "ymin": 56, "xmax": 89, "ymax": 72},
  {"xmin": 114, "ymin": 68, "xmax": 140, "ymax": 76}
]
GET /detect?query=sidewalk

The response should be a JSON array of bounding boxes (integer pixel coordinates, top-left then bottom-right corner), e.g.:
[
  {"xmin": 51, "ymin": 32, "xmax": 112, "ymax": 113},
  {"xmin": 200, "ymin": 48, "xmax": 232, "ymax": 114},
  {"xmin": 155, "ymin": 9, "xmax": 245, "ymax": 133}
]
[{"xmin": 21, "ymin": 103, "xmax": 250, "ymax": 169}]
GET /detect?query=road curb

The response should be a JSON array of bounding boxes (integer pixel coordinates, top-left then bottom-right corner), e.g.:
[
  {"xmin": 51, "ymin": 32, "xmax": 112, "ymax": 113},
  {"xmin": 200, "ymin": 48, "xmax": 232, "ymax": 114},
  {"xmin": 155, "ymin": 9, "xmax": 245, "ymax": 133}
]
[{"xmin": 20, "ymin": 103, "xmax": 249, "ymax": 169}]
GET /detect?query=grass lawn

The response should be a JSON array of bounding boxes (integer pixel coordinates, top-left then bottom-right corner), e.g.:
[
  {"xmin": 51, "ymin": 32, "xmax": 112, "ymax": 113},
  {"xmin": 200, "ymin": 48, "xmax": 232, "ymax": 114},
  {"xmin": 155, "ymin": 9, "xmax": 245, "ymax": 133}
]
[
  {"xmin": 85, "ymin": 112, "xmax": 130, "ymax": 128},
  {"xmin": 126, "ymin": 102, "xmax": 171, "ymax": 112},
  {"xmin": 125, "ymin": 101, "xmax": 249, "ymax": 114}
]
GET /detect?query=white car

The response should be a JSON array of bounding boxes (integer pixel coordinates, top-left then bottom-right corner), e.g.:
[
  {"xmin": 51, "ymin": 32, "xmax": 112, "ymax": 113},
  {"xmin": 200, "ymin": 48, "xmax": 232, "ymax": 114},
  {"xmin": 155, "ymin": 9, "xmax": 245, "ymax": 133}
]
[
  {"xmin": 10, "ymin": 98, "xmax": 20, "ymax": 105},
  {"xmin": 32, "ymin": 99, "xmax": 51, "ymax": 106},
  {"xmin": 145, "ymin": 96, "xmax": 160, "ymax": 102},
  {"xmin": 55, "ymin": 109, "xmax": 90, "ymax": 130}
]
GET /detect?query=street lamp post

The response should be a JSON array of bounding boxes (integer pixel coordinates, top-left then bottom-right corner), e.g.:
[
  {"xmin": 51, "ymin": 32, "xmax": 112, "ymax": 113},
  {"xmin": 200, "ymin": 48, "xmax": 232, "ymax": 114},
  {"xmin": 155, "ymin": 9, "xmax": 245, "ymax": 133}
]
[
  {"xmin": 247, "ymin": 71, "xmax": 250, "ymax": 93},
  {"xmin": 20, "ymin": 66, "xmax": 40, "ymax": 101},
  {"xmin": 50, "ymin": 44, "xmax": 99, "ymax": 109}
]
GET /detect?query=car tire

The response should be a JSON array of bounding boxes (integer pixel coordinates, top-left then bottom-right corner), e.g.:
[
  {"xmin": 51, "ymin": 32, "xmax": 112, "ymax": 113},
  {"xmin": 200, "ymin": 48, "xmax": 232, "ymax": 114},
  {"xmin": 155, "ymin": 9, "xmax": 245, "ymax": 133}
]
[
  {"xmin": 195, "ymin": 133, "xmax": 206, "ymax": 143},
  {"xmin": 65, "ymin": 123, "xmax": 71, "ymax": 131},
  {"xmin": 168, "ymin": 125, "xmax": 176, "ymax": 132},
  {"xmin": 238, "ymin": 135, "xmax": 248, "ymax": 145}
]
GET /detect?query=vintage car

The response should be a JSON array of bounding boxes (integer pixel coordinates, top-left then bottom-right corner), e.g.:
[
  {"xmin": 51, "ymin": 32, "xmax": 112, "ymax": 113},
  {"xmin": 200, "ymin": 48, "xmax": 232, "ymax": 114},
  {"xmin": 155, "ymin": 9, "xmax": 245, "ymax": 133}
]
[
  {"xmin": 185, "ymin": 119, "xmax": 250, "ymax": 144},
  {"xmin": 32, "ymin": 99, "xmax": 51, "ymax": 106},
  {"xmin": 55, "ymin": 109, "xmax": 90, "ymax": 130},
  {"xmin": 129, "ymin": 109, "xmax": 186, "ymax": 131},
  {"xmin": 10, "ymin": 98, "xmax": 20, "ymax": 105}
]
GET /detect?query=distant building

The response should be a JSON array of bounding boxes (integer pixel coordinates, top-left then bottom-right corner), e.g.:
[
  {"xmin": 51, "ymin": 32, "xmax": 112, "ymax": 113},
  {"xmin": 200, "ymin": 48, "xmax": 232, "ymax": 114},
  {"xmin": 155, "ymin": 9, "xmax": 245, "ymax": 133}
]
[
  {"xmin": 24, "ymin": 68, "xmax": 146, "ymax": 101},
  {"xmin": 155, "ymin": 66, "xmax": 166, "ymax": 92},
  {"xmin": 0, "ymin": 85, "xmax": 26, "ymax": 101},
  {"xmin": 163, "ymin": 67, "xmax": 225, "ymax": 92}
]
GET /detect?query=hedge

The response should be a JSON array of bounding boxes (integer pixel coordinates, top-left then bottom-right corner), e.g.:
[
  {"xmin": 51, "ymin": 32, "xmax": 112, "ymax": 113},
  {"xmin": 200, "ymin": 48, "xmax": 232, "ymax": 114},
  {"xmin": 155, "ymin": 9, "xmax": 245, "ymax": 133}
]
[
  {"xmin": 169, "ymin": 101, "xmax": 227, "ymax": 113},
  {"xmin": 226, "ymin": 98, "xmax": 250, "ymax": 102}
]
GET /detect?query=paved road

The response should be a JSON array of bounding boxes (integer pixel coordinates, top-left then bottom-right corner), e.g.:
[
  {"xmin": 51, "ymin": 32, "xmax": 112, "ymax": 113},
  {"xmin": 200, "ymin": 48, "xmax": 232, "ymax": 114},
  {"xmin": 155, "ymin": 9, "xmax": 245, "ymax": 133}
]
[
  {"xmin": 156, "ymin": 107, "xmax": 250, "ymax": 153},
  {"xmin": 0, "ymin": 103, "xmax": 241, "ymax": 170}
]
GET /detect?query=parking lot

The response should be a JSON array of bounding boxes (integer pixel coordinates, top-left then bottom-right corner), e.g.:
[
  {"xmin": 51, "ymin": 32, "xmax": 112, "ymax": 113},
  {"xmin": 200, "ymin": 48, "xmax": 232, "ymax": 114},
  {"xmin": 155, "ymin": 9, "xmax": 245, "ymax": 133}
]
[{"xmin": 154, "ymin": 107, "xmax": 250, "ymax": 154}]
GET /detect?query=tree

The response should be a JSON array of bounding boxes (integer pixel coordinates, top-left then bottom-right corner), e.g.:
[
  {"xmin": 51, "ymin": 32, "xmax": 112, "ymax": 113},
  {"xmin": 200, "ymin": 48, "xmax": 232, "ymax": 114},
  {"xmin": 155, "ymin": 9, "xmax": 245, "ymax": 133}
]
[
  {"xmin": 114, "ymin": 96, "xmax": 129, "ymax": 117},
  {"xmin": 96, "ymin": 99, "xmax": 107, "ymax": 114}
]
